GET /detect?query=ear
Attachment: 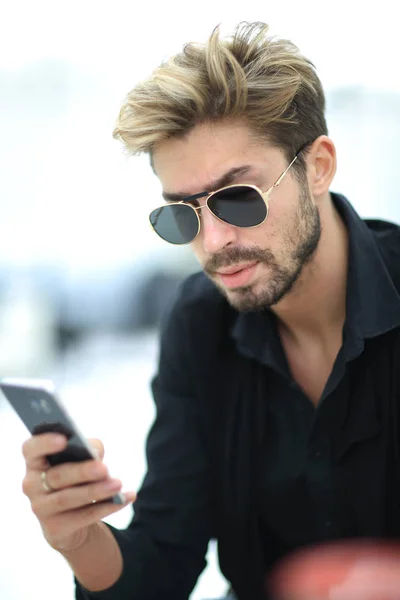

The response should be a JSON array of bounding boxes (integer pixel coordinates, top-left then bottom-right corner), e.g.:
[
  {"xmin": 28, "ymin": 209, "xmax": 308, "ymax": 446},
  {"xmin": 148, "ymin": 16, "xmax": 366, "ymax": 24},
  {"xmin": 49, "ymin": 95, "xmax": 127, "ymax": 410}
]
[{"xmin": 306, "ymin": 136, "xmax": 336, "ymax": 198}]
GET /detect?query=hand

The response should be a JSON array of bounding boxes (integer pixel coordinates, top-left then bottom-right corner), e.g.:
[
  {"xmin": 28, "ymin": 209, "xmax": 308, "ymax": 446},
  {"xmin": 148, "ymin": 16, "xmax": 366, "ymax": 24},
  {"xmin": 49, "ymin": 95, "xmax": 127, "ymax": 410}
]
[{"xmin": 21, "ymin": 433, "xmax": 136, "ymax": 553}]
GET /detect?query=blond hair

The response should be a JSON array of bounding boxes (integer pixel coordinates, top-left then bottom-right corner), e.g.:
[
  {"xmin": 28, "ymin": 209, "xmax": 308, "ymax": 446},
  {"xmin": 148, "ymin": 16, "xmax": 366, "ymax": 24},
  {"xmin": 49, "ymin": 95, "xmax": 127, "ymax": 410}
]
[{"xmin": 113, "ymin": 22, "xmax": 328, "ymax": 173}]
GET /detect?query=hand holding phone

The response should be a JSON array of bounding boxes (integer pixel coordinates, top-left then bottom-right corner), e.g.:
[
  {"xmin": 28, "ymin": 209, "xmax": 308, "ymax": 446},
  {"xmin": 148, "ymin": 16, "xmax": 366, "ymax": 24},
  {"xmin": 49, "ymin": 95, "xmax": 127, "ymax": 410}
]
[{"xmin": 0, "ymin": 378, "xmax": 136, "ymax": 553}]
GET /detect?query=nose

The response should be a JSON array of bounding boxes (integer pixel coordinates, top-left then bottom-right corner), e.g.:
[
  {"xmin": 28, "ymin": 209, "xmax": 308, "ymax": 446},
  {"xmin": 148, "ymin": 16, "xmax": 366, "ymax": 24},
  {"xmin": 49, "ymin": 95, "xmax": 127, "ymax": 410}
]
[{"xmin": 199, "ymin": 204, "xmax": 238, "ymax": 254}]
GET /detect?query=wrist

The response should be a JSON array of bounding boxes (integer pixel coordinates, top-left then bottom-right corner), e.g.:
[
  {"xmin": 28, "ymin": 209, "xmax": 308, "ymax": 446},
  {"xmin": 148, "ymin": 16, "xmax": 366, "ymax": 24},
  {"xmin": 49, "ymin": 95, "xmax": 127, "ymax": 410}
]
[
  {"xmin": 61, "ymin": 522, "xmax": 124, "ymax": 592},
  {"xmin": 59, "ymin": 522, "xmax": 104, "ymax": 556}
]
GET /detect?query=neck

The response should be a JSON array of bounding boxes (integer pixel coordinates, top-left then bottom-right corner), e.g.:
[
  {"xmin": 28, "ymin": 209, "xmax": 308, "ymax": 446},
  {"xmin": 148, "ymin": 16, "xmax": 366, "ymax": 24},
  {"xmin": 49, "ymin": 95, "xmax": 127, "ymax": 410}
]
[{"xmin": 272, "ymin": 194, "xmax": 349, "ymax": 345}]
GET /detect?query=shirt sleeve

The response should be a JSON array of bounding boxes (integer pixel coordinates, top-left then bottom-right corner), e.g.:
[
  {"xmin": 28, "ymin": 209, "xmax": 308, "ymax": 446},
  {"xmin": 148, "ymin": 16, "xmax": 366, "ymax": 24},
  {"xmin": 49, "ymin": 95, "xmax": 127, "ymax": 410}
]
[{"xmin": 74, "ymin": 292, "xmax": 212, "ymax": 600}]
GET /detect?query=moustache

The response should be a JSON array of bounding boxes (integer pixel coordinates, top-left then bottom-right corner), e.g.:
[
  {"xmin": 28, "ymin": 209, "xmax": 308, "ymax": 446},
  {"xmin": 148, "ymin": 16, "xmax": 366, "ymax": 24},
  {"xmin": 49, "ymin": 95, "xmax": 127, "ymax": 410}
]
[{"xmin": 204, "ymin": 246, "xmax": 276, "ymax": 274}]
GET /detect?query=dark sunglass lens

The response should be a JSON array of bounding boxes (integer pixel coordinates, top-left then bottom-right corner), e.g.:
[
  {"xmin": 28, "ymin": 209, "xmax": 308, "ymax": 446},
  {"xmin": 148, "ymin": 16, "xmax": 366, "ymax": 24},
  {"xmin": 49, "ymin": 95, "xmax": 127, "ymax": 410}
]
[
  {"xmin": 208, "ymin": 186, "xmax": 267, "ymax": 227},
  {"xmin": 149, "ymin": 204, "xmax": 199, "ymax": 244}
]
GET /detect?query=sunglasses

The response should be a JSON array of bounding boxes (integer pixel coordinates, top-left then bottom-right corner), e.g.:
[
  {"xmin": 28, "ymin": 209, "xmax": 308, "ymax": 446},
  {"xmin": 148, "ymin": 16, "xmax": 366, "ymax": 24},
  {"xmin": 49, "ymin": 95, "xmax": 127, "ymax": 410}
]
[{"xmin": 149, "ymin": 146, "xmax": 306, "ymax": 245}]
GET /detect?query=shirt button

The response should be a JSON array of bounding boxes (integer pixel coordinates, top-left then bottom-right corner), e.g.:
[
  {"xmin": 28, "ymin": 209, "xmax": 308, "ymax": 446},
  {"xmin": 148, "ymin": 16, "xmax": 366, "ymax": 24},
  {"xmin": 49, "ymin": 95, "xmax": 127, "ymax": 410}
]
[
  {"xmin": 325, "ymin": 520, "xmax": 332, "ymax": 527},
  {"xmin": 315, "ymin": 451, "xmax": 322, "ymax": 458}
]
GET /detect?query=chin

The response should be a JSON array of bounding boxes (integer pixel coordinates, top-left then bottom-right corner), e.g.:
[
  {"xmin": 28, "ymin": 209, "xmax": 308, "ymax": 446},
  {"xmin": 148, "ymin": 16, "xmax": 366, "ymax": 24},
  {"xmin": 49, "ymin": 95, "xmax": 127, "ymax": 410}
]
[
  {"xmin": 225, "ymin": 284, "xmax": 270, "ymax": 312},
  {"xmin": 226, "ymin": 274, "xmax": 299, "ymax": 312}
]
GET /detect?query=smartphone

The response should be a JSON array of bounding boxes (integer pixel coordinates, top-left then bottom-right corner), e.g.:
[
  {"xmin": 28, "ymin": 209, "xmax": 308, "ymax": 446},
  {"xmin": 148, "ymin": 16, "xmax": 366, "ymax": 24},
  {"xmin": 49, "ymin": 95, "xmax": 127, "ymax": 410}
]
[{"xmin": 0, "ymin": 377, "xmax": 124, "ymax": 504}]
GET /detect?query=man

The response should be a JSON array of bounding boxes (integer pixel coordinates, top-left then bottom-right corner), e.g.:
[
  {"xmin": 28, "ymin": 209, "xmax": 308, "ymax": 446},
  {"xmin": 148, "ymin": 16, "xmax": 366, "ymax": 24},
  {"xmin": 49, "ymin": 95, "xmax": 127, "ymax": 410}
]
[{"xmin": 21, "ymin": 22, "xmax": 400, "ymax": 600}]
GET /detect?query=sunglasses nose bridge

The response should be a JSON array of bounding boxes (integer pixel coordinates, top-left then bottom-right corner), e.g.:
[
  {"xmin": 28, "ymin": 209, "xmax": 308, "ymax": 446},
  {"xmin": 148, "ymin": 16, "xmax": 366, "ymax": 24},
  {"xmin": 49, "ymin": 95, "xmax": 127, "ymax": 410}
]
[
  {"xmin": 194, "ymin": 201, "xmax": 209, "ymax": 212},
  {"xmin": 194, "ymin": 190, "xmax": 213, "ymax": 210},
  {"xmin": 192, "ymin": 193, "xmax": 216, "ymax": 222},
  {"xmin": 198, "ymin": 192, "xmax": 225, "ymax": 226}
]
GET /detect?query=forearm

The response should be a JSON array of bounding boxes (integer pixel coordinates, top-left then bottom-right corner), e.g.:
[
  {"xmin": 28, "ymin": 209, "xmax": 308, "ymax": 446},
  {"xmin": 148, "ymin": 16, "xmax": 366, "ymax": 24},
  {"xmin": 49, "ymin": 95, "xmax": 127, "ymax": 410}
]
[{"xmin": 62, "ymin": 522, "xmax": 123, "ymax": 593}]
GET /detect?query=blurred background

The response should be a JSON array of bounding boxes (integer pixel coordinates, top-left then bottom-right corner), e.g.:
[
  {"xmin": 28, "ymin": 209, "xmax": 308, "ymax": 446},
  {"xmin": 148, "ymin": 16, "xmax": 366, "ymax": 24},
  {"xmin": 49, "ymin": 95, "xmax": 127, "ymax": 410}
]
[{"xmin": 0, "ymin": 1, "xmax": 399, "ymax": 598}]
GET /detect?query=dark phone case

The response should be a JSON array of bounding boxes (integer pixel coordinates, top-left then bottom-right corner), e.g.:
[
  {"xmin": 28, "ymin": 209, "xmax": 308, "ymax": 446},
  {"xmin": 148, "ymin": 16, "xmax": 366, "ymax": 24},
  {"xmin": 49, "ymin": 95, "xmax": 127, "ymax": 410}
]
[
  {"xmin": 32, "ymin": 421, "xmax": 94, "ymax": 466},
  {"xmin": 0, "ymin": 381, "xmax": 124, "ymax": 504}
]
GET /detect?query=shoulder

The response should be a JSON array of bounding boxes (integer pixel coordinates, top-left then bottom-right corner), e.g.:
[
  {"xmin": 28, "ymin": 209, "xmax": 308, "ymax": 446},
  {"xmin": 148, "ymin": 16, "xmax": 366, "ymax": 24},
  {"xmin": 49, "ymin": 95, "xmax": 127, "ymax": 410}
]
[
  {"xmin": 365, "ymin": 217, "xmax": 400, "ymax": 246},
  {"xmin": 174, "ymin": 271, "xmax": 226, "ymax": 311},
  {"xmin": 156, "ymin": 272, "xmax": 236, "ymax": 389},
  {"xmin": 364, "ymin": 218, "xmax": 400, "ymax": 284},
  {"xmin": 161, "ymin": 271, "xmax": 236, "ymax": 350}
]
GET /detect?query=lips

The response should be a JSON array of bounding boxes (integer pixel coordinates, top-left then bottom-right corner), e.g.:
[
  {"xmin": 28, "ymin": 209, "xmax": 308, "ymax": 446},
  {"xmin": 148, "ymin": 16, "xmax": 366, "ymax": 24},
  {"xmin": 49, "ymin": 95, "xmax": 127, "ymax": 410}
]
[
  {"xmin": 217, "ymin": 262, "xmax": 258, "ymax": 276},
  {"xmin": 217, "ymin": 262, "xmax": 258, "ymax": 289}
]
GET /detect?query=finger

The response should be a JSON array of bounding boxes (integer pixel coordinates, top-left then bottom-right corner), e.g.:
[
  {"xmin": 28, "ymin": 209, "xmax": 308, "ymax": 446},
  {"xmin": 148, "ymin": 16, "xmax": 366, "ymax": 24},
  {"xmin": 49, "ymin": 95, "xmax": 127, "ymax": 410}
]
[
  {"xmin": 25, "ymin": 458, "xmax": 109, "ymax": 499},
  {"xmin": 43, "ymin": 492, "xmax": 136, "ymax": 545},
  {"xmin": 22, "ymin": 434, "xmax": 68, "ymax": 470},
  {"xmin": 34, "ymin": 477, "xmax": 127, "ymax": 518},
  {"xmin": 87, "ymin": 438, "xmax": 105, "ymax": 461}
]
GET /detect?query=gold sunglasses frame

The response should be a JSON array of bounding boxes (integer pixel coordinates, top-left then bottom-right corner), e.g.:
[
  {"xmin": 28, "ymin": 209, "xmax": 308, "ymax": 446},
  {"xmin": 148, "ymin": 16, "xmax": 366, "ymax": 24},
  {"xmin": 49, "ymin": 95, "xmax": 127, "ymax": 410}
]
[{"xmin": 149, "ymin": 152, "xmax": 300, "ymax": 245}]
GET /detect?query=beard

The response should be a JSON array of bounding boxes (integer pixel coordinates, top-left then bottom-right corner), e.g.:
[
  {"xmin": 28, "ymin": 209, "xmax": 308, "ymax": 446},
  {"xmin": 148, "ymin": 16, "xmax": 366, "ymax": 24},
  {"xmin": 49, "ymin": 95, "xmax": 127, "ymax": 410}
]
[{"xmin": 203, "ymin": 184, "xmax": 321, "ymax": 312}]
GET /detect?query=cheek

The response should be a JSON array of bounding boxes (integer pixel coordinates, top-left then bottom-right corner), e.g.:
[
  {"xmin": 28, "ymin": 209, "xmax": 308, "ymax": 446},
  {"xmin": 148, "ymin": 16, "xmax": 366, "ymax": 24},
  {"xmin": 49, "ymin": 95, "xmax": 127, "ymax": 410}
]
[
  {"xmin": 246, "ymin": 216, "xmax": 279, "ymax": 246},
  {"xmin": 266, "ymin": 198, "xmax": 299, "ymax": 238}
]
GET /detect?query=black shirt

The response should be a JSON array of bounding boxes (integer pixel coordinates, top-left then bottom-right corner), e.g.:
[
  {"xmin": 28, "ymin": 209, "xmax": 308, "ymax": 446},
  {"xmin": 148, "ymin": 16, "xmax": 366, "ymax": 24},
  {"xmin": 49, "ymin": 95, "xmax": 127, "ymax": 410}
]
[
  {"xmin": 75, "ymin": 193, "xmax": 400, "ymax": 600},
  {"xmin": 232, "ymin": 194, "xmax": 400, "ymax": 562}
]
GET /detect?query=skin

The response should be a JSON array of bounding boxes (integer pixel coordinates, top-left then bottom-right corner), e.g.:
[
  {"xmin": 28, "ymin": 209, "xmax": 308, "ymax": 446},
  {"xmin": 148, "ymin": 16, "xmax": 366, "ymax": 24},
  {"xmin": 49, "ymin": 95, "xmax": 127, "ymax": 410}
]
[{"xmin": 153, "ymin": 120, "xmax": 349, "ymax": 404}]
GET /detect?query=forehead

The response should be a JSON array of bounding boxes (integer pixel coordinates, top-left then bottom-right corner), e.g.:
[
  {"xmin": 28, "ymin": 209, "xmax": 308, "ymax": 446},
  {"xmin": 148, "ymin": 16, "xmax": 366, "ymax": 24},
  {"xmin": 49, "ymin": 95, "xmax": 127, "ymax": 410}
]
[{"xmin": 152, "ymin": 121, "xmax": 281, "ymax": 194}]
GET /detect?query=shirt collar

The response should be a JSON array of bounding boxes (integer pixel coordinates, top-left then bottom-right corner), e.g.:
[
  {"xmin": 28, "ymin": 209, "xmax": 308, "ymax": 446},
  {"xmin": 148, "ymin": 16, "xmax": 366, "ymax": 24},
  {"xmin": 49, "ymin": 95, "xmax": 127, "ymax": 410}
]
[{"xmin": 231, "ymin": 193, "xmax": 400, "ymax": 365}]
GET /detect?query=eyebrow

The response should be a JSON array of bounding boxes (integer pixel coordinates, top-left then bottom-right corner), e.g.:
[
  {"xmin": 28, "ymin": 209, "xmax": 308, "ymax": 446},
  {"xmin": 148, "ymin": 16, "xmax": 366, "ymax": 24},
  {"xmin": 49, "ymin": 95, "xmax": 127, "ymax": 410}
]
[{"xmin": 162, "ymin": 165, "xmax": 254, "ymax": 203}]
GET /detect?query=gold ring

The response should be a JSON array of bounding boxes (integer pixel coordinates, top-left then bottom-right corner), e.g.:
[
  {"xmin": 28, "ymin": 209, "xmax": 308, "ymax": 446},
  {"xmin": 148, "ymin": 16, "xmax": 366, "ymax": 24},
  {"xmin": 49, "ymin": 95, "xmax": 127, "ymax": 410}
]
[{"xmin": 41, "ymin": 470, "xmax": 55, "ymax": 493}]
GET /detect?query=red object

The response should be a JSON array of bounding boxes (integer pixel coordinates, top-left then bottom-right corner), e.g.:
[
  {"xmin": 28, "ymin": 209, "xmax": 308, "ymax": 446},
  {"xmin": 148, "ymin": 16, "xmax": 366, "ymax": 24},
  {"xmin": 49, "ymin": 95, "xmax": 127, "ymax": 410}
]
[{"xmin": 267, "ymin": 540, "xmax": 400, "ymax": 600}]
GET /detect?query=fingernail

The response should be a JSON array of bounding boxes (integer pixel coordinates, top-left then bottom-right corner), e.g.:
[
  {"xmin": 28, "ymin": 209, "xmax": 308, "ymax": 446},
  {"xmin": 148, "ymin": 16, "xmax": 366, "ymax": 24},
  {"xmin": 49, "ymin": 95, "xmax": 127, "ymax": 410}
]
[{"xmin": 123, "ymin": 492, "xmax": 136, "ymax": 504}]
